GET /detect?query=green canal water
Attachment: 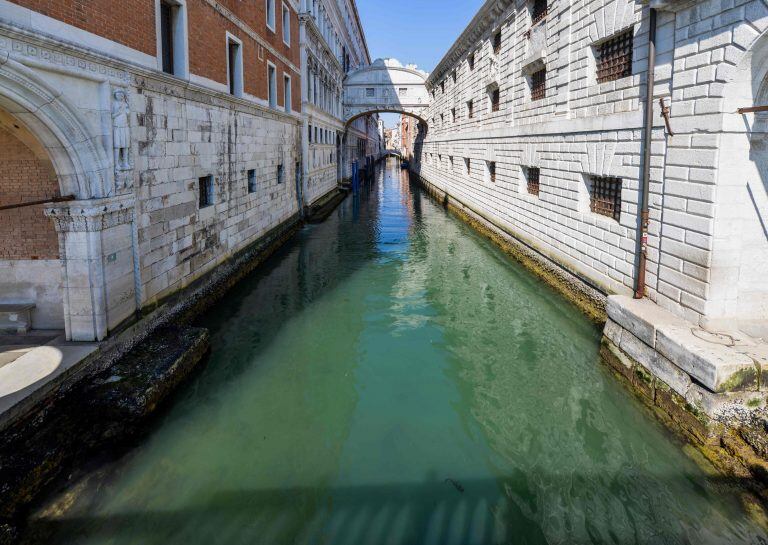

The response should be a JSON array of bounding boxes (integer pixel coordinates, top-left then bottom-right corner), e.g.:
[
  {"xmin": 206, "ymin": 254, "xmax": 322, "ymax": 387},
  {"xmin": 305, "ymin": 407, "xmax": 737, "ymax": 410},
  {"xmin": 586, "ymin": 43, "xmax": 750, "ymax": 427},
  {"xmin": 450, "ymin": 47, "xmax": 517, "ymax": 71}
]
[{"xmin": 33, "ymin": 159, "xmax": 766, "ymax": 544}]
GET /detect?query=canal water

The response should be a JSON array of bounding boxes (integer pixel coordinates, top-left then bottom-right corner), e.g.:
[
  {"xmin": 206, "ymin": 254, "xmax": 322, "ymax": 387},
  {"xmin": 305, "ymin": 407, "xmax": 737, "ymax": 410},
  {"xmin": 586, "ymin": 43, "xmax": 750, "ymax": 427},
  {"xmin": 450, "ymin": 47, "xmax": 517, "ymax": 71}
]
[{"xmin": 30, "ymin": 159, "xmax": 766, "ymax": 544}]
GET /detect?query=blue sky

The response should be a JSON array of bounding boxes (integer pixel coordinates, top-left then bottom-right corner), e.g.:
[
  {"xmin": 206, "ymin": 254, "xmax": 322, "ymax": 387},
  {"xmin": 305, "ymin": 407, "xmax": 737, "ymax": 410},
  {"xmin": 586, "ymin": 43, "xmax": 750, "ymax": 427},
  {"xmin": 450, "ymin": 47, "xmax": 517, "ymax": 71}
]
[{"xmin": 356, "ymin": 0, "xmax": 485, "ymax": 127}]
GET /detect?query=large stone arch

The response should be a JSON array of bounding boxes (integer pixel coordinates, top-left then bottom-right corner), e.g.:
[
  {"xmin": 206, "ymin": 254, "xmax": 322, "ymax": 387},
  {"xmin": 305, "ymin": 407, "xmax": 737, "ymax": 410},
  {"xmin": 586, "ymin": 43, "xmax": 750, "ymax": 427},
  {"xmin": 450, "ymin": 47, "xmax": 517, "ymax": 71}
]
[
  {"xmin": 0, "ymin": 54, "xmax": 111, "ymax": 199},
  {"xmin": 343, "ymin": 59, "xmax": 430, "ymax": 128},
  {"xmin": 707, "ymin": 29, "xmax": 768, "ymax": 338},
  {"xmin": 0, "ymin": 54, "xmax": 135, "ymax": 341}
]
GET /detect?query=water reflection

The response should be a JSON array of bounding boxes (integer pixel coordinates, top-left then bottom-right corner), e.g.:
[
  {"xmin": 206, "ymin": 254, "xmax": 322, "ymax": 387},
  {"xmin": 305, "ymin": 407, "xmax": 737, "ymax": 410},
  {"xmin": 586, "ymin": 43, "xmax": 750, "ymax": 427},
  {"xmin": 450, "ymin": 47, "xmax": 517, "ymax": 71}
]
[{"xmin": 25, "ymin": 159, "xmax": 767, "ymax": 545}]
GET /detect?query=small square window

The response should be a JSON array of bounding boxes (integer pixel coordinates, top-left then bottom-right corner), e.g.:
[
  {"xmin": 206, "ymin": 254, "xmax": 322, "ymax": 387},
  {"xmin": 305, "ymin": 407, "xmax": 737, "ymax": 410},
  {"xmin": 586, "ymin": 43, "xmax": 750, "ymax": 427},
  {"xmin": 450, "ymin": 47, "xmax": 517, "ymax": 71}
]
[
  {"xmin": 247, "ymin": 169, "xmax": 257, "ymax": 193},
  {"xmin": 525, "ymin": 167, "xmax": 540, "ymax": 196},
  {"xmin": 595, "ymin": 30, "xmax": 633, "ymax": 83},
  {"xmin": 589, "ymin": 175, "xmax": 622, "ymax": 221},
  {"xmin": 399, "ymin": 87, "xmax": 407, "ymax": 96},
  {"xmin": 532, "ymin": 0, "xmax": 548, "ymax": 24},
  {"xmin": 530, "ymin": 68, "xmax": 546, "ymax": 101},
  {"xmin": 487, "ymin": 161, "xmax": 496, "ymax": 183},
  {"xmin": 366, "ymin": 87, "xmax": 375, "ymax": 97},
  {"xmin": 277, "ymin": 163, "xmax": 284, "ymax": 184},
  {"xmin": 199, "ymin": 175, "xmax": 214, "ymax": 208}
]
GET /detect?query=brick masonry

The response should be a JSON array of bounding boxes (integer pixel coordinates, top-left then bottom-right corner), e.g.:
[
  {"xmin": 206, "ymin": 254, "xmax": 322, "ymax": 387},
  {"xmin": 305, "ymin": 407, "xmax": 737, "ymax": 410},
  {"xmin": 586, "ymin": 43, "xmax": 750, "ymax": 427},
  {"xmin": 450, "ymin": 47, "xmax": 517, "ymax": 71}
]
[{"xmin": 0, "ymin": 126, "xmax": 59, "ymax": 260}]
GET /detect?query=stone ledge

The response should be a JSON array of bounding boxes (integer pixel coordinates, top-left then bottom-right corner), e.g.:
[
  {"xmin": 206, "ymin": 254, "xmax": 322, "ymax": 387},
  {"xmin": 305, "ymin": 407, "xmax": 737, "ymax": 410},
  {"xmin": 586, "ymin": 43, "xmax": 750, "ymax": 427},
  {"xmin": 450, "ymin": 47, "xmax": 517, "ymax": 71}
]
[{"xmin": 607, "ymin": 295, "xmax": 761, "ymax": 392}]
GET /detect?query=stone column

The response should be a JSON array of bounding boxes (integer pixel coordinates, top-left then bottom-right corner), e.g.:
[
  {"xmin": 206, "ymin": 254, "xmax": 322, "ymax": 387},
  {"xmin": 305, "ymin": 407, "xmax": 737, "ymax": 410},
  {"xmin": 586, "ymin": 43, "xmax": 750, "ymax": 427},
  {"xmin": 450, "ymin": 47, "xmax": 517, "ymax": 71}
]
[{"xmin": 46, "ymin": 195, "xmax": 136, "ymax": 342}]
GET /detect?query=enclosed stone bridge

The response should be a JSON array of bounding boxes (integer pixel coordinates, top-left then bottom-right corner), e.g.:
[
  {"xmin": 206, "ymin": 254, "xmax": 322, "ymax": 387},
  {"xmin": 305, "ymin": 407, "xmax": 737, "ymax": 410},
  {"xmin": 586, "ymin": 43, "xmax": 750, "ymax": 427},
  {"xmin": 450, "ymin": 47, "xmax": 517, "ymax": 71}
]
[{"xmin": 343, "ymin": 58, "xmax": 430, "ymax": 127}]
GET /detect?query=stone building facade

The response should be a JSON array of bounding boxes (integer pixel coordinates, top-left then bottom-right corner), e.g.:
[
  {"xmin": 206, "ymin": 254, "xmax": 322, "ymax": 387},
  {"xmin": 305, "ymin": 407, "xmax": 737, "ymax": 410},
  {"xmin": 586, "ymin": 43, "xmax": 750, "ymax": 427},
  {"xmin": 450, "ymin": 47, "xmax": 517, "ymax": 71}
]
[
  {"xmin": 411, "ymin": 0, "xmax": 768, "ymax": 340},
  {"xmin": 298, "ymin": 0, "xmax": 381, "ymax": 206},
  {"xmin": 0, "ymin": 0, "xmax": 305, "ymax": 341}
]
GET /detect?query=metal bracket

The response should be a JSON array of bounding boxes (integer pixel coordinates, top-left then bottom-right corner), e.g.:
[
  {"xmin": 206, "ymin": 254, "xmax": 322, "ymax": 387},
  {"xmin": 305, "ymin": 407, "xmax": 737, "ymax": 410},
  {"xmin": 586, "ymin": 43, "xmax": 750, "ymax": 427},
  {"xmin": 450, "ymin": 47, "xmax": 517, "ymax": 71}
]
[{"xmin": 659, "ymin": 97, "xmax": 674, "ymax": 136}]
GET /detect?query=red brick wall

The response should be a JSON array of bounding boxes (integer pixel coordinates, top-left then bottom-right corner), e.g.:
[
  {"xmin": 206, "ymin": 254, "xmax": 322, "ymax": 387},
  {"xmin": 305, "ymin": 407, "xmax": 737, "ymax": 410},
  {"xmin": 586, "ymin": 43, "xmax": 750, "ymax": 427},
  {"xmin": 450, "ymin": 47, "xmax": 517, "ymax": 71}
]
[
  {"xmin": 11, "ymin": 0, "xmax": 302, "ymax": 111},
  {"xmin": 187, "ymin": 0, "xmax": 301, "ymax": 111},
  {"xmin": 0, "ymin": 128, "xmax": 60, "ymax": 260},
  {"xmin": 8, "ymin": 0, "xmax": 156, "ymax": 56}
]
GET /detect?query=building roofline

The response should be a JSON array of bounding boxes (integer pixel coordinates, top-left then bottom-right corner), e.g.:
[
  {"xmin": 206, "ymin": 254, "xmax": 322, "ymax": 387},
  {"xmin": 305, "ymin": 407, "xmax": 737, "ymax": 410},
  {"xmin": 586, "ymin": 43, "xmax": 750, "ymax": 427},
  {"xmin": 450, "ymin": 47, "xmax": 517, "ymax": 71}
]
[{"xmin": 426, "ymin": 0, "xmax": 512, "ymax": 87}]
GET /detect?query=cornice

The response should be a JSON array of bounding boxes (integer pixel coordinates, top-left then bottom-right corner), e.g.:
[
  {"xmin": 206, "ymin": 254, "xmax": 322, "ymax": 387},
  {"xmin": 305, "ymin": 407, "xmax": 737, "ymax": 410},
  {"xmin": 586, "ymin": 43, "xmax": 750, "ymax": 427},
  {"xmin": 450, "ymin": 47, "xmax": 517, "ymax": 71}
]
[
  {"xmin": 300, "ymin": 13, "xmax": 344, "ymax": 74},
  {"xmin": 427, "ymin": 0, "xmax": 514, "ymax": 88}
]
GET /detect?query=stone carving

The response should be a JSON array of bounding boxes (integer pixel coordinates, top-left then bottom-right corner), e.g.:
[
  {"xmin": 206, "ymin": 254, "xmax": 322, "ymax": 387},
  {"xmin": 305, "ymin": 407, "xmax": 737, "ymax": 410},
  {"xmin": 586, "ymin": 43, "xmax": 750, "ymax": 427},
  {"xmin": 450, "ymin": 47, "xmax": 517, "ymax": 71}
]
[{"xmin": 112, "ymin": 88, "xmax": 132, "ymax": 172}]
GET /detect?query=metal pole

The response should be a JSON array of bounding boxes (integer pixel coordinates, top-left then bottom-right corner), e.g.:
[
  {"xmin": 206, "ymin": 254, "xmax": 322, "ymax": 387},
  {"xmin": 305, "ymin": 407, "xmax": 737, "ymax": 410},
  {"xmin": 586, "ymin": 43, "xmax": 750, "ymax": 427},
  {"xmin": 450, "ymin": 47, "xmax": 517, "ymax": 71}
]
[{"xmin": 634, "ymin": 7, "xmax": 656, "ymax": 299}]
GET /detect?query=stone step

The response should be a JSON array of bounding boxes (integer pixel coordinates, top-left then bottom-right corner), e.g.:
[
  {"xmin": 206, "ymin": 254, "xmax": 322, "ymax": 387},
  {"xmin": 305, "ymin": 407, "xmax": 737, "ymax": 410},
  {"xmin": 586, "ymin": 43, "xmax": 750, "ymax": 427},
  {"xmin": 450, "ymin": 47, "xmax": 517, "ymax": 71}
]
[
  {"xmin": 0, "ymin": 303, "xmax": 35, "ymax": 334},
  {"xmin": 606, "ymin": 295, "xmax": 760, "ymax": 393}
]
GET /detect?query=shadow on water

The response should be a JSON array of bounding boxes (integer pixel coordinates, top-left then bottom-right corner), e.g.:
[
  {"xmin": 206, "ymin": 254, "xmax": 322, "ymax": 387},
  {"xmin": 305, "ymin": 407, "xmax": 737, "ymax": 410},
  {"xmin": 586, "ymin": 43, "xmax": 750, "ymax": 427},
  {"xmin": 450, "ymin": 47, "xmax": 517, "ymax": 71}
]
[{"xmin": 22, "ymin": 473, "xmax": 768, "ymax": 545}]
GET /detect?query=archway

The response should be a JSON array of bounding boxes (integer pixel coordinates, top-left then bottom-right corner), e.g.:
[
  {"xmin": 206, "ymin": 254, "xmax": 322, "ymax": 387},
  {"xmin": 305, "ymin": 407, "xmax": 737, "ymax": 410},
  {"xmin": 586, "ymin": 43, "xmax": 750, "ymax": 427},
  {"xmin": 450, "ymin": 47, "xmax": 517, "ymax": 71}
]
[
  {"xmin": 0, "ymin": 57, "xmax": 135, "ymax": 341},
  {"xmin": 707, "ymin": 31, "xmax": 768, "ymax": 338},
  {"xmin": 0, "ymin": 107, "xmax": 64, "ymax": 332}
]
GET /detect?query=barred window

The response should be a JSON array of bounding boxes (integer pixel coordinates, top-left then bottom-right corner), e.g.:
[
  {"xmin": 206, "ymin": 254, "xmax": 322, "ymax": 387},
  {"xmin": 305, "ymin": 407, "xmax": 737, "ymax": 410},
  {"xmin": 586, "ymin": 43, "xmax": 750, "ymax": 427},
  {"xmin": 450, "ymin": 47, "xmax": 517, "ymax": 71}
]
[
  {"xmin": 491, "ymin": 87, "xmax": 500, "ymax": 112},
  {"xmin": 530, "ymin": 68, "xmax": 546, "ymax": 101},
  {"xmin": 596, "ymin": 30, "xmax": 633, "ymax": 84},
  {"xmin": 467, "ymin": 99, "xmax": 474, "ymax": 119},
  {"xmin": 525, "ymin": 167, "xmax": 540, "ymax": 196},
  {"xmin": 366, "ymin": 87, "xmax": 375, "ymax": 97},
  {"xmin": 532, "ymin": 0, "xmax": 548, "ymax": 24},
  {"xmin": 198, "ymin": 175, "xmax": 214, "ymax": 208},
  {"xmin": 589, "ymin": 175, "xmax": 622, "ymax": 221},
  {"xmin": 493, "ymin": 31, "xmax": 502, "ymax": 55},
  {"xmin": 247, "ymin": 169, "xmax": 257, "ymax": 193},
  {"xmin": 277, "ymin": 163, "xmax": 284, "ymax": 184},
  {"xmin": 487, "ymin": 161, "xmax": 496, "ymax": 183}
]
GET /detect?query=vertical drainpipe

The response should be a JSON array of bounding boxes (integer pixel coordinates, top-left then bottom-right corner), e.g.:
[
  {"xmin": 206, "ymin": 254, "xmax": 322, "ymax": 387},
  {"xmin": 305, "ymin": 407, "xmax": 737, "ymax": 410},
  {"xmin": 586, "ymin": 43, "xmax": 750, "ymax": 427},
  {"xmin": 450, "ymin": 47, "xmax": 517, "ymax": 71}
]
[{"xmin": 634, "ymin": 7, "xmax": 657, "ymax": 299}]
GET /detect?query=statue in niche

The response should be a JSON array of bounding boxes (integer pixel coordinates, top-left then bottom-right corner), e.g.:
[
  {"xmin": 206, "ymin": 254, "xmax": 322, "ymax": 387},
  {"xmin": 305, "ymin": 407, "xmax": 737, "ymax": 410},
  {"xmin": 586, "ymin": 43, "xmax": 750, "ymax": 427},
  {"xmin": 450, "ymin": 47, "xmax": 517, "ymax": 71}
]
[{"xmin": 112, "ymin": 88, "xmax": 132, "ymax": 171}]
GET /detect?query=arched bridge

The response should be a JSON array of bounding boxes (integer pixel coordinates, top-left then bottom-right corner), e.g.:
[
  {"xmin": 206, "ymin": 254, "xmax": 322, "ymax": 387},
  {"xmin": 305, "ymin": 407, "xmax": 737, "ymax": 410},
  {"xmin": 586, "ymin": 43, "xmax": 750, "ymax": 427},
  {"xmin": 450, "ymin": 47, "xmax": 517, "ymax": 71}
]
[{"xmin": 343, "ymin": 59, "xmax": 429, "ymax": 127}]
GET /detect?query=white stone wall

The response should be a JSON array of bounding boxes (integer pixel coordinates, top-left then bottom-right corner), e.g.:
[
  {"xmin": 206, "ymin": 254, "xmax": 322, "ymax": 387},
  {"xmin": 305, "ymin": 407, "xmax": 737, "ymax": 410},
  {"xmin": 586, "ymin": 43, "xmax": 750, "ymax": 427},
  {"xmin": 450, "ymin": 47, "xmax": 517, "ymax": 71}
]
[
  {"xmin": 131, "ymin": 84, "xmax": 302, "ymax": 306},
  {"xmin": 0, "ymin": 260, "xmax": 63, "ymax": 330},
  {"xmin": 415, "ymin": 0, "xmax": 768, "ymax": 333}
]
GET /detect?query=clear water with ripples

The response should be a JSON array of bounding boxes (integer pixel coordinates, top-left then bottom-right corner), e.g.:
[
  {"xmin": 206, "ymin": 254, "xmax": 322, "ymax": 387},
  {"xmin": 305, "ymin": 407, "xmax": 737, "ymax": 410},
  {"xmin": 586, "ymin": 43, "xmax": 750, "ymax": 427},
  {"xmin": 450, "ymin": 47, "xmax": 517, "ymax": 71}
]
[{"xmin": 32, "ymin": 159, "xmax": 767, "ymax": 544}]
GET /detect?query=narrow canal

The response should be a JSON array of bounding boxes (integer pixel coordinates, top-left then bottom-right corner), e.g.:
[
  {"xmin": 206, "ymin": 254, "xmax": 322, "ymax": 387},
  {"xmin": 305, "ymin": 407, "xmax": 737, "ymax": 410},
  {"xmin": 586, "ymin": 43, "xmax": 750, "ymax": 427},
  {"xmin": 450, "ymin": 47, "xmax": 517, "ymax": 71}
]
[{"xmin": 30, "ymin": 158, "xmax": 765, "ymax": 544}]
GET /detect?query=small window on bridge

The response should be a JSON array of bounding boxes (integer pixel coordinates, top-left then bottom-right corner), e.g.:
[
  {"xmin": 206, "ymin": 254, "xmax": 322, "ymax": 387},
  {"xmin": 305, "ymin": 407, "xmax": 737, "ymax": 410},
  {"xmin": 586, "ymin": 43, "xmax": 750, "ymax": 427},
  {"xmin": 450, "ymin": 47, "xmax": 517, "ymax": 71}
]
[
  {"xmin": 399, "ymin": 88, "xmax": 407, "ymax": 96},
  {"xmin": 366, "ymin": 87, "xmax": 375, "ymax": 97}
]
